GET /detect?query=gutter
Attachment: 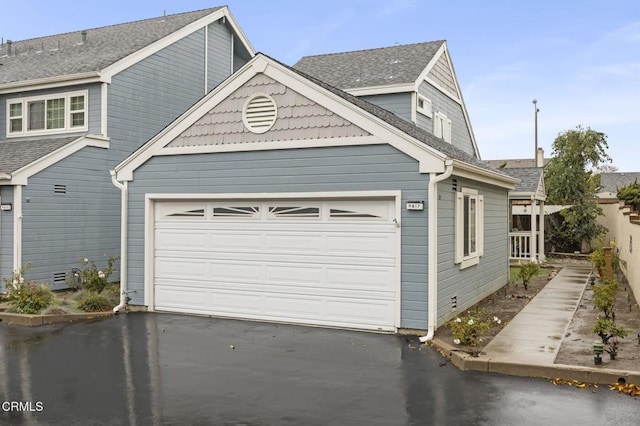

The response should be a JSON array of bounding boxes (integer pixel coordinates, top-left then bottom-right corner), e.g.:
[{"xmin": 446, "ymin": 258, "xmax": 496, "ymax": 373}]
[
  {"xmin": 110, "ymin": 170, "xmax": 128, "ymax": 314},
  {"xmin": 420, "ymin": 159, "xmax": 454, "ymax": 343}
]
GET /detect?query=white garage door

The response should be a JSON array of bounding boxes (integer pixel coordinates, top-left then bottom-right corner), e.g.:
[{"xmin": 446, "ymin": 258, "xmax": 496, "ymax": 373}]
[{"xmin": 152, "ymin": 199, "xmax": 398, "ymax": 331}]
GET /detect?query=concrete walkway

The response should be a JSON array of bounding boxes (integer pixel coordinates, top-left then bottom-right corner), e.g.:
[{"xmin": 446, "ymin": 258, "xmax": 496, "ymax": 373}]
[
  {"xmin": 433, "ymin": 262, "xmax": 640, "ymax": 384},
  {"xmin": 482, "ymin": 263, "xmax": 592, "ymax": 364}
]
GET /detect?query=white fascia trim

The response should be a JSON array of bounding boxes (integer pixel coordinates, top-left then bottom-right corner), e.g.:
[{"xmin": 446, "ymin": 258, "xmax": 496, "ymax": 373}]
[
  {"xmin": 115, "ymin": 59, "xmax": 260, "ymax": 180},
  {"xmin": 0, "ymin": 72, "xmax": 102, "ymax": 94},
  {"xmin": 116, "ymin": 55, "xmax": 447, "ymax": 181},
  {"xmin": 417, "ymin": 42, "xmax": 481, "ymax": 159},
  {"xmin": 257, "ymin": 58, "xmax": 446, "ymax": 173},
  {"xmin": 345, "ymin": 83, "xmax": 414, "ymax": 97},
  {"xmin": 158, "ymin": 136, "xmax": 384, "ymax": 157},
  {"xmin": 10, "ymin": 134, "xmax": 109, "ymax": 185},
  {"xmin": 146, "ymin": 190, "xmax": 401, "ymax": 201},
  {"xmin": 509, "ymin": 191, "xmax": 546, "ymax": 201},
  {"xmin": 101, "ymin": 7, "xmax": 255, "ymax": 83},
  {"xmin": 452, "ymin": 160, "xmax": 519, "ymax": 190}
]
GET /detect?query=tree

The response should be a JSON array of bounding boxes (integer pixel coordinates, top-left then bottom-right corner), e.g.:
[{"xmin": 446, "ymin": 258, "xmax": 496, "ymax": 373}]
[{"xmin": 545, "ymin": 126, "xmax": 611, "ymax": 253}]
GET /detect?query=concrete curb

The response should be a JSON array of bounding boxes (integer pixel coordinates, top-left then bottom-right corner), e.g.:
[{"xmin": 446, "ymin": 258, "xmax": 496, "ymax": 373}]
[
  {"xmin": 430, "ymin": 338, "xmax": 640, "ymax": 385},
  {"xmin": 0, "ymin": 311, "xmax": 113, "ymax": 326}
]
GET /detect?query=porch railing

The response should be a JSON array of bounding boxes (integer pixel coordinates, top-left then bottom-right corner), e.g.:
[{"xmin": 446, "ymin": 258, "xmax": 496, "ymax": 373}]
[{"xmin": 509, "ymin": 232, "xmax": 533, "ymax": 260}]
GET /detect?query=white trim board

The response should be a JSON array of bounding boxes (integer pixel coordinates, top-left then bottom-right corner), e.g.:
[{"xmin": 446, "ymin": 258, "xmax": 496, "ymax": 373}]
[{"xmin": 142, "ymin": 190, "xmax": 402, "ymax": 331}]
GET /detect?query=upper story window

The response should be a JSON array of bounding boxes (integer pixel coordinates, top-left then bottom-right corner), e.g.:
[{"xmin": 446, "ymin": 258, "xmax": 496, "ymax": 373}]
[
  {"xmin": 416, "ymin": 94, "xmax": 432, "ymax": 118},
  {"xmin": 434, "ymin": 111, "xmax": 452, "ymax": 143},
  {"xmin": 6, "ymin": 91, "xmax": 88, "ymax": 137}
]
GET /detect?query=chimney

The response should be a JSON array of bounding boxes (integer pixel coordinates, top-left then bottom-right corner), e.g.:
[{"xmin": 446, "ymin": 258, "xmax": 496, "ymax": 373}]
[
  {"xmin": 81, "ymin": 30, "xmax": 87, "ymax": 44},
  {"xmin": 536, "ymin": 147, "xmax": 544, "ymax": 168},
  {"xmin": 7, "ymin": 40, "xmax": 12, "ymax": 55}
]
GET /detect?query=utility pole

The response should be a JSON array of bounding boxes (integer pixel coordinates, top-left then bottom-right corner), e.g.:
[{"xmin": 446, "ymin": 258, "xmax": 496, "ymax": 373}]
[{"xmin": 533, "ymin": 99, "xmax": 539, "ymax": 161}]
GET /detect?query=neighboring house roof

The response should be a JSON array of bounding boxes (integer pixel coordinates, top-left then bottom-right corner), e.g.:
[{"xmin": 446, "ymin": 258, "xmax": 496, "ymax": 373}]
[
  {"xmin": 0, "ymin": 7, "xmax": 253, "ymax": 89},
  {"xmin": 498, "ymin": 167, "xmax": 545, "ymax": 199},
  {"xmin": 599, "ymin": 172, "xmax": 640, "ymax": 195},
  {"xmin": 293, "ymin": 41, "xmax": 444, "ymax": 90},
  {"xmin": 485, "ymin": 158, "xmax": 550, "ymax": 169},
  {"xmin": 116, "ymin": 54, "xmax": 517, "ymax": 190}
]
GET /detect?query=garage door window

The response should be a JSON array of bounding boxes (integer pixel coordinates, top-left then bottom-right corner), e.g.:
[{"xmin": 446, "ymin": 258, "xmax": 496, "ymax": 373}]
[
  {"xmin": 213, "ymin": 206, "xmax": 261, "ymax": 219},
  {"xmin": 268, "ymin": 206, "xmax": 320, "ymax": 219}
]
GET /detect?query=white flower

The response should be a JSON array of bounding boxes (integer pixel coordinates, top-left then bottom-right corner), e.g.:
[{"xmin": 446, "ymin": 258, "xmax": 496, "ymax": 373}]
[
  {"xmin": 467, "ymin": 319, "xmax": 474, "ymax": 325},
  {"xmin": 453, "ymin": 338, "xmax": 461, "ymax": 345},
  {"xmin": 19, "ymin": 276, "xmax": 24, "ymax": 284},
  {"xmin": 83, "ymin": 258, "xmax": 89, "ymax": 263},
  {"xmin": 493, "ymin": 316, "xmax": 499, "ymax": 322},
  {"xmin": 497, "ymin": 319, "xmax": 502, "ymax": 324},
  {"xmin": 455, "ymin": 318, "xmax": 462, "ymax": 323},
  {"xmin": 98, "ymin": 271, "xmax": 105, "ymax": 279}
]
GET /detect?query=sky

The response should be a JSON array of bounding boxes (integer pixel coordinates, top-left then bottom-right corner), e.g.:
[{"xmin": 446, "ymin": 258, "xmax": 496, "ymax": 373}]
[{"xmin": 1, "ymin": 0, "xmax": 639, "ymax": 171}]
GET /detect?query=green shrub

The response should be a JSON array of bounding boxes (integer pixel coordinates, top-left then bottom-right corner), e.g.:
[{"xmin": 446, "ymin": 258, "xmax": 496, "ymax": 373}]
[
  {"xmin": 593, "ymin": 318, "xmax": 628, "ymax": 360},
  {"xmin": 515, "ymin": 262, "xmax": 540, "ymax": 290},
  {"xmin": 69, "ymin": 256, "xmax": 118, "ymax": 293},
  {"xmin": 3, "ymin": 266, "xmax": 55, "ymax": 314},
  {"xmin": 76, "ymin": 293, "xmax": 113, "ymax": 312},
  {"xmin": 449, "ymin": 311, "xmax": 491, "ymax": 347},
  {"xmin": 592, "ymin": 279, "xmax": 618, "ymax": 320}
]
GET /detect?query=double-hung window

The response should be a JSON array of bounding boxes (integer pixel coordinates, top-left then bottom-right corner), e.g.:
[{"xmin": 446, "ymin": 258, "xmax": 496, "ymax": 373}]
[
  {"xmin": 455, "ymin": 188, "xmax": 484, "ymax": 269},
  {"xmin": 6, "ymin": 91, "xmax": 88, "ymax": 137}
]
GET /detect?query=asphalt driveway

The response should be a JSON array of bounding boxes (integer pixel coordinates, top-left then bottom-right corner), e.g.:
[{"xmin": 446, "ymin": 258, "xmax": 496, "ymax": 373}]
[{"xmin": 0, "ymin": 313, "xmax": 637, "ymax": 425}]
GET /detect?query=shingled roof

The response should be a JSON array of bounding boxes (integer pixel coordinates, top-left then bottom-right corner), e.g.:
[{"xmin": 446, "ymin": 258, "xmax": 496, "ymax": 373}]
[
  {"xmin": 0, "ymin": 7, "xmax": 222, "ymax": 86},
  {"xmin": 599, "ymin": 172, "xmax": 640, "ymax": 194},
  {"xmin": 496, "ymin": 167, "xmax": 543, "ymax": 194},
  {"xmin": 293, "ymin": 41, "xmax": 444, "ymax": 90},
  {"xmin": 287, "ymin": 58, "xmax": 509, "ymax": 177},
  {"xmin": 0, "ymin": 136, "xmax": 80, "ymax": 175}
]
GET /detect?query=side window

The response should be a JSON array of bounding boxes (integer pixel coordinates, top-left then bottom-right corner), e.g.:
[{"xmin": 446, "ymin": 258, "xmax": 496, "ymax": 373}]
[
  {"xmin": 416, "ymin": 94, "xmax": 432, "ymax": 118},
  {"xmin": 455, "ymin": 188, "xmax": 484, "ymax": 269},
  {"xmin": 434, "ymin": 111, "xmax": 452, "ymax": 143}
]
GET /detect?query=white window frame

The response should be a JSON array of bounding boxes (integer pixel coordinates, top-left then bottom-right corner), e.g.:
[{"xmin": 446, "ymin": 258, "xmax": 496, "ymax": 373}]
[
  {"xmin": 416, "ymin": 94, "xmax": 432, "ymax": 118},
  {"xmin": 434, "ymin": 111, "xmax": 452, "ymax": 143},
  {"xmin": 6, "ymin": 90, "xmax": 88, "ymax": 137},
  {"xmin": 455, "ymin": 187, "xmax": 484, "ymax": 269}
]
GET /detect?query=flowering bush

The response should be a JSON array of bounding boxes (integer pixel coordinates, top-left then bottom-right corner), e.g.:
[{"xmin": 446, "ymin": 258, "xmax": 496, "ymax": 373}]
[
  {"xmin": 69, "ymin": 256, "xmax": 118, "ymax": 294},
  {"xmin": 448, "ymin": 311, "xmax": 492, "ymax": 346},
  {"xmin": 3, "ymin": 266, "xmax": 54, "ymax": 314}
]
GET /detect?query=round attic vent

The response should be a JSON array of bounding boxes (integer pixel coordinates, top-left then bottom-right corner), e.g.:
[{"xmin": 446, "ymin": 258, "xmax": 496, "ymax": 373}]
[{"xmin": 242, "ymin": 94, "xmax": 277, "ymax": 134}]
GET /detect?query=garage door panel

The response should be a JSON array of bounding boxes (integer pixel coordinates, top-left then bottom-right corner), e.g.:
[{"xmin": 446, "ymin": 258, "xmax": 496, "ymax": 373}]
[
  {"xmin": 156, "ymin": 229, "xmax": 208, "ymax": 250},
  {"xmin": 326, "ymin": 233, "xmax": 396, "ymax": 257},
  {"xmin": 153, "ymin": 199, "xmax": 398, "ymax": 331},
  {"xmin": 264, "ymin": 234, "xmax": 324, "ymax": 254},
  {"xmin": 264, "ymin": 264, "xmax": 324, "ymax": 285},
  {"xmin": 327, "ymin": 266, "xmax": 395, "ymax": 292}
]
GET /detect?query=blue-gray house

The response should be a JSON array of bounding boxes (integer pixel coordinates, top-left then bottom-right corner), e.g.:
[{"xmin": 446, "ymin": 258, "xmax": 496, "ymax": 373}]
[
  {"xmin": 0, "ymin": 7, "xmax": 254, "ymax": 289},
  {"xmin": 113, "ymin": 52, "xmax": 518, "ymax": 334}
]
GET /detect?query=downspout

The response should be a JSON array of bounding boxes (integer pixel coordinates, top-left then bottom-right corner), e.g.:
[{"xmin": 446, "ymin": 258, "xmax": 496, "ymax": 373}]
[
  {"xmin": 110, "ymin": 170, "xmax": 128, "ymax": 313},
  {"xmin": 420, "ymin": 159, "xmax": 454, "ymax": 343}
]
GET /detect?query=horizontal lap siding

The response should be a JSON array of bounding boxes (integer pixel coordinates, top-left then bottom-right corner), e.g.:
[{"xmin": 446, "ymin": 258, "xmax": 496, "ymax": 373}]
[
  {"xmin": 207, "ymin": 22, "xmax": 232, "ymax": 91},
  {"xmin": 418, "ymin": 81, "xmax": 474, "ymax": 157},
  {"xmin": 108, "ymin": 30, "xmax": 208, "ymax": 163},
  {"xmin": 127, "ymin": 145, "xmax": 431, "ymax": 329},
  {"xmin": 22, "ymin": 147, "xmax": 120, "ymax": 289},
  {"xmin": 436, "ymin": 177, "xmax": 509, "ymax": 325},
  {"xmin": 360, "ymin": 93, "xmax": 412, "ymax": 123}
]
